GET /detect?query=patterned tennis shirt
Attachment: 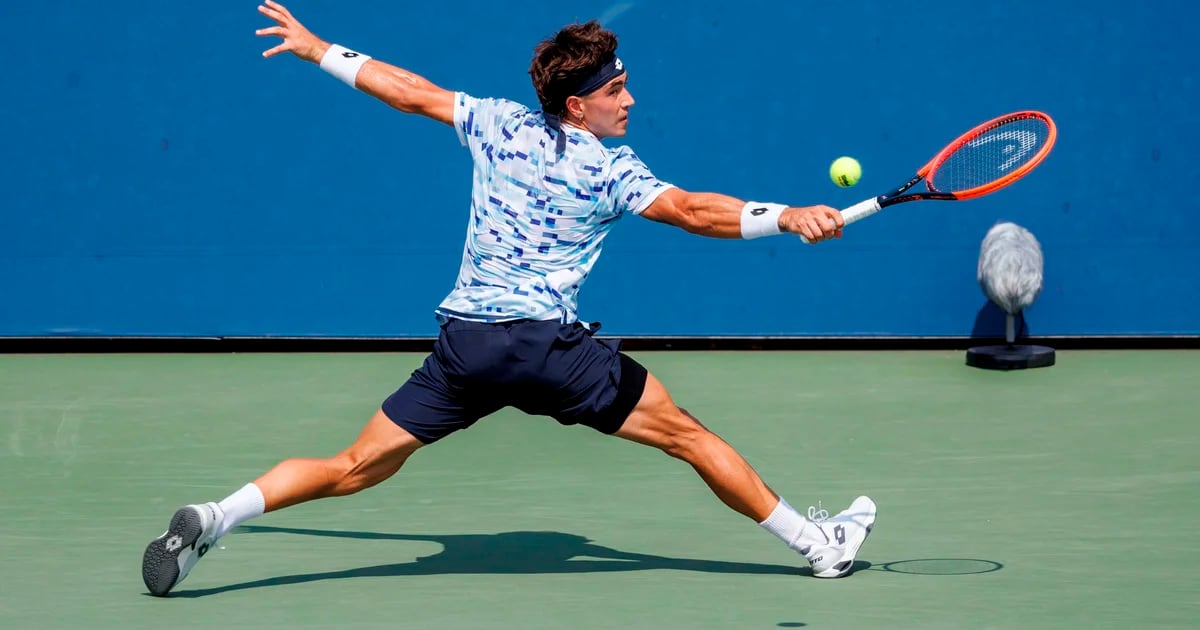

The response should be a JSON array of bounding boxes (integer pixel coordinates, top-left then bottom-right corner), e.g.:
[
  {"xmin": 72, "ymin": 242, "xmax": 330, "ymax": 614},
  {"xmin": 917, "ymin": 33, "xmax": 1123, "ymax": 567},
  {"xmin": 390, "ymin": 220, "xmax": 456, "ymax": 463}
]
[{"xmin": 435, "ymin": 92, "xmax": 673, "ymax": 324}]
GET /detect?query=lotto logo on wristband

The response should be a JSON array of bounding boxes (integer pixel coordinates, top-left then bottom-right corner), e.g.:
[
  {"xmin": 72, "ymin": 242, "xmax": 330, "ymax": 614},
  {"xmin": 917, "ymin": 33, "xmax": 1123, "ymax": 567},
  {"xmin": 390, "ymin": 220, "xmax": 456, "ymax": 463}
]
[
  {"xmin": 321, "ymin": 44, "xmax": 372, "ymax": 88},
  {"xmin": 740, "ymin": 202, "xmax": 785, "ymax": 239}
]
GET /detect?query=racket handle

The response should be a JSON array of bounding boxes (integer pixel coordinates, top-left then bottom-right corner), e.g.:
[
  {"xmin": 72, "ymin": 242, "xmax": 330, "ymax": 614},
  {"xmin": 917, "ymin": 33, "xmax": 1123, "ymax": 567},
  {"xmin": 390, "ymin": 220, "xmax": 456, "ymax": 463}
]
[
  {"xmin": 841, "ymin": 197, "xmax": 883, "ymax": 225},
  {"xmin": 799, "ymin": 197, "xmax": 883, "ymax": 244}
]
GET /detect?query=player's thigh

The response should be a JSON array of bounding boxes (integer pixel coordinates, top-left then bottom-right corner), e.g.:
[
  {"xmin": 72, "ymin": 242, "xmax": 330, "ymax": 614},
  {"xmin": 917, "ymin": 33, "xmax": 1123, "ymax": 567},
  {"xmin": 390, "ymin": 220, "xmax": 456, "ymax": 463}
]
[
  {"xmin": 381, "ymin": 348, "xmax": 503, "ymax": 445},
  {"xmin": 613, "ymin": 371, "xmax": 707, "ymax": 452}
]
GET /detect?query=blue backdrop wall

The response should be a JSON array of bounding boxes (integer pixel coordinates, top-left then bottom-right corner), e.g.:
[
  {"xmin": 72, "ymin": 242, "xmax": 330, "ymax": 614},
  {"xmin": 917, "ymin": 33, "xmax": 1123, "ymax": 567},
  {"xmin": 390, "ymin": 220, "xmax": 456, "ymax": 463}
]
[{"xmin": 2, "ymin": 1, "xmax": 1197, "ymax": 337}]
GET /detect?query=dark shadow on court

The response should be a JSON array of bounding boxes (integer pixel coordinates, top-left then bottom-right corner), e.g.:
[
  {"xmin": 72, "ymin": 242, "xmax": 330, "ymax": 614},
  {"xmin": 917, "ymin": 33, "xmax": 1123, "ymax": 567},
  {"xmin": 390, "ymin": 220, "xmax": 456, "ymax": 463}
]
[{"xmin": 169, "ymin": 525, "xmax": 826, "ymax": 598}]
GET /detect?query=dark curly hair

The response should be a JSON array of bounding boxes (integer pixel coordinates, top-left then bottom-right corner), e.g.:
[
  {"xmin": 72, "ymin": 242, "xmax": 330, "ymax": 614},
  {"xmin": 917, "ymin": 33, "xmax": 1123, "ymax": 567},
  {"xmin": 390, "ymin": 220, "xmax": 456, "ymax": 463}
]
[{"xmin": 529, "ymin": 21, "xmax": 619, "ymax": 116}]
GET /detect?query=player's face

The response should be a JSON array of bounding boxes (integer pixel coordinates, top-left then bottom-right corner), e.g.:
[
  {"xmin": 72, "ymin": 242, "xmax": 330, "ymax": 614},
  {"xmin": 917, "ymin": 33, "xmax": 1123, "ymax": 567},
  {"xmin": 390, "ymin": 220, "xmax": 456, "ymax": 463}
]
[{"xmin": 580, "ymin": 73, "xmax": 634, "ymax": 138}]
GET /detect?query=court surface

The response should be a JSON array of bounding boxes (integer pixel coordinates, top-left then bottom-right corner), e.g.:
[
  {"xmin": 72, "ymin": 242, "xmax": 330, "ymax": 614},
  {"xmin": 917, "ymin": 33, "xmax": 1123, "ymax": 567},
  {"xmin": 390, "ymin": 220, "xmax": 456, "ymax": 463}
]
[{"xmin": 1, "ymin": 350, "xmax": 1196, "ymax": 629}]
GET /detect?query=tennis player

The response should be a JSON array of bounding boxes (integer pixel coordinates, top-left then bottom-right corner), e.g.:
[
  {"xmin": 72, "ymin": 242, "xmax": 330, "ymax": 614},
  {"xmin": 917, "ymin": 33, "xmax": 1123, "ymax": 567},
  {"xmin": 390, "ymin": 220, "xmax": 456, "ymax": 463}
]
[{"xmin": 141, "ymin": 0, "xmax": 876, "ymax": 596}]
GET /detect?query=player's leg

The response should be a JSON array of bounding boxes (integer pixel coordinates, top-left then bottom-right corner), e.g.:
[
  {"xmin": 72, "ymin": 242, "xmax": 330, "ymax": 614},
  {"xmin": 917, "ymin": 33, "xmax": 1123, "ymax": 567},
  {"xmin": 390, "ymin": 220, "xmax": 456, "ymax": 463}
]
[
  {"xmin": 228, "ymin": 361, "xmax": 476, "ymax": 532},
  {"xmin": 527, "ymin": 325, "xmax": 781, "ymax": 522},
  {"xmin": 252, "ymin": 407, "xmax": 425, "ymax": 511},
  {"xmin": 141, "ymin": 330, "xmax": 494, "ymax": 596},
  {"xmin": 615, "ymin": 371, "xmax": 778, "ymax": 520},
  {"xmin": 525, "ymin": 324, "xmax": 783, "ymax": 522},
  {"xmin": 612, "ymin": 366, "xmax": 877, "ymax": 578},
  {"xmin": 140, "ymin": 408, "xmax": 422, "ymax": 596}
]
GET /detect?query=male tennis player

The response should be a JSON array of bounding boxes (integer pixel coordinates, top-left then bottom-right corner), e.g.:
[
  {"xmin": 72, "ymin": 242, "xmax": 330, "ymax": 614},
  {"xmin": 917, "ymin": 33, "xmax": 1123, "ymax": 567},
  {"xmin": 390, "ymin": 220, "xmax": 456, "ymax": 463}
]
[{"xmin": 141, "ymin": 0, "xmax": 876, "ymax": 596}]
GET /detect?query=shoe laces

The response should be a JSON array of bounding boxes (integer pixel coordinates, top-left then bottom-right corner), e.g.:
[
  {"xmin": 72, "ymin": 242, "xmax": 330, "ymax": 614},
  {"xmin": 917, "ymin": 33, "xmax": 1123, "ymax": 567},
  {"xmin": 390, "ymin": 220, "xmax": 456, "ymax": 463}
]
[{"xmin": 807, "ymin": 501, "xmax": 830, "ymax": 523}]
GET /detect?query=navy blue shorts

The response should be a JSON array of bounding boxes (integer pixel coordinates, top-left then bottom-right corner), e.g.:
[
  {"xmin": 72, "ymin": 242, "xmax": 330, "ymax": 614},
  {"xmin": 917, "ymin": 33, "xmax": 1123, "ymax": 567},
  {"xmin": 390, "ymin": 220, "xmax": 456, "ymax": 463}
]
[{"xmin": 381, "ymin": 319, "xmax": 649, "ymax": 444}]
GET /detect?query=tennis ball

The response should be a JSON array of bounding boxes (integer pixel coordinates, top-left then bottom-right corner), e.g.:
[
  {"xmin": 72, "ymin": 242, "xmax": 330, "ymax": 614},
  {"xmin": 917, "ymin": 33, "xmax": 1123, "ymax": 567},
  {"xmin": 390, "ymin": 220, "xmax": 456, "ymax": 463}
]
[{"xmin": 830, "ymin": 156, "xmax": 862, "ymax": 188}]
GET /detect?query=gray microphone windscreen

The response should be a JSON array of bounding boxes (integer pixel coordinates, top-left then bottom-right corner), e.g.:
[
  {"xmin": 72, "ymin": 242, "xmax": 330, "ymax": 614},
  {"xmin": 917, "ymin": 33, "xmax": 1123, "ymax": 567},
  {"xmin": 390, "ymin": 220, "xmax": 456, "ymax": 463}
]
[{"xmin": 978, "ymin": 222, "xmax": 1044, "ymax": 315}]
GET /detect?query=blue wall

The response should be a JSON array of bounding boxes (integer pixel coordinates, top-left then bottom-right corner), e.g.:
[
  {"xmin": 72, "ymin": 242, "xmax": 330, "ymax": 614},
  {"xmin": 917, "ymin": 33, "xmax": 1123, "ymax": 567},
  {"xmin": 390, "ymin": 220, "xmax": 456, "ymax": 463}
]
[{"xmin": 2, "ymin": 1, "xmax": 1197, "ymax": 337}]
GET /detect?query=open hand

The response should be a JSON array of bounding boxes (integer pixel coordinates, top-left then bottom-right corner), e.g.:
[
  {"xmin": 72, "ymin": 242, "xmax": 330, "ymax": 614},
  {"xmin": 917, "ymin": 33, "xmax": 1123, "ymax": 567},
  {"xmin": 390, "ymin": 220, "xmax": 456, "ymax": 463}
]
[{"xmin": 256, "ymin": 0, "xmax": 327, "ymax": 62}]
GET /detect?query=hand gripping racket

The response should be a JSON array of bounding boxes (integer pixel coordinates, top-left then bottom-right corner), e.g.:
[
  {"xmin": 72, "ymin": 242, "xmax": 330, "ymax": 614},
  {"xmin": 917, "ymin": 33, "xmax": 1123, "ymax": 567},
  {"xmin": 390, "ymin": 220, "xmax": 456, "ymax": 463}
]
[{"xmin": 802, "ymin": 111, "xmax": 1057, "ymax": 243}]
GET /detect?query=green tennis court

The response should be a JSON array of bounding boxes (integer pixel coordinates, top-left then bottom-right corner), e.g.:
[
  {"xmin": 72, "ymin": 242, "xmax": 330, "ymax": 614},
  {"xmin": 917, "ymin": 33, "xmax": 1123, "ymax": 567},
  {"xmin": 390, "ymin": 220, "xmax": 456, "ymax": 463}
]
[{"xmin": 2, "ymin": 350, "xmax": 1196, "ymax": 628}]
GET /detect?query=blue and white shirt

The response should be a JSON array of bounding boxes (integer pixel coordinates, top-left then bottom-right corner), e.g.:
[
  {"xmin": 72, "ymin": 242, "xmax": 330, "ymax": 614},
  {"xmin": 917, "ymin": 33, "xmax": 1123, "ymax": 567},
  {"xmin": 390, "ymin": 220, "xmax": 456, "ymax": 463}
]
[{"xmin": 435, "ymin": 92, "xmax": 674, "ymax": 324}]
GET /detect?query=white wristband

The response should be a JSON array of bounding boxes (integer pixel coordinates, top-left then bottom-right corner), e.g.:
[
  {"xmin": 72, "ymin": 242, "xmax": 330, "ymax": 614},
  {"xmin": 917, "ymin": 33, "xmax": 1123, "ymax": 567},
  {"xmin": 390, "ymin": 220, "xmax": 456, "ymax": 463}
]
[
  {"xmin": 740, "ymin": 202, "xmax": 786, "ymax": 239},
  {"xmin": 320, "ymin": 44, "xmax": 371, "ymax": 88}
]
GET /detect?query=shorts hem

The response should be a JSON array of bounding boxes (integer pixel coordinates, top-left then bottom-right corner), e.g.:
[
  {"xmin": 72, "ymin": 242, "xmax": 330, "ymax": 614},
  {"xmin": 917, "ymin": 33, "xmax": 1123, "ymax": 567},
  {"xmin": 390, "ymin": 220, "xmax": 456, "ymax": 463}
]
[
  {"xmin": 590, "ymin": 352, "xmax": 649, "ymax": 434},
  {"xmin": 380, "ymin": 400, "xmax": 439, "ymax": 445}
]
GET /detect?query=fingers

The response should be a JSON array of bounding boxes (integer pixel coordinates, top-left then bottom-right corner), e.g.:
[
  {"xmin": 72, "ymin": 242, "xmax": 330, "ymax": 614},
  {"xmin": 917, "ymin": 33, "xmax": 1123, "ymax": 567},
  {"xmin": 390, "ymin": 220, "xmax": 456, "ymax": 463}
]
[
  {"xmin": 779, "ymin": 205, "xmax": 845, "ymax": 243},
  {"xmin": 823, "ymin": 215, "xmax": 840, "ymax": 237},
  {"xmin": 803, "ymin": 215, "xmax": 827, "ymax": 243},
  {"xmin": 258, "ymin": 4, "xmax": 287, "ymax": 24},
  {"xmin": 825, "ymin": 206, "xmax": 845, "ymax": 230},
  {"xmin": 815, "ymin": 206, "xmax": 843, "ymax": 241},
  {"xmin": 264, "ymin": 0, "xmax": 292, "ymax": 17},
  {"xmin": 261, "ymin": 1, "xmax": 297, "ymax": 25},
  {"xmin": 257, "ymin": 2, "xmax": 293, "ymax": 58},
  {"xmin": 275, "ymin": 1, "xmax": 297, "ymax": 21},
  {"xmin": 262, "ymin": 42, "xmax": 291, "ymax": 58},
  {"xmin": 790, "ymin": 205, "xmax": 843, "ymax": 243},
  {"xmin": 798, "ymin": 223, "xmax": 818, "ymax": 243}
]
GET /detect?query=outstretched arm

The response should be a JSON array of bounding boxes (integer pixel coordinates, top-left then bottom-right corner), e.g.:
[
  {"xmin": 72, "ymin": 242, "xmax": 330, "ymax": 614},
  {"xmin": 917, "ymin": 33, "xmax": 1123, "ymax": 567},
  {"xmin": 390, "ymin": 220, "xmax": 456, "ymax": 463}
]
[
  {"xmin": 256, "ymin": 1, "xmax": 455, "ymax": 125},
  {"xmin": 640, "ymin": 188, "xmax": 845, "ymax": 243}
]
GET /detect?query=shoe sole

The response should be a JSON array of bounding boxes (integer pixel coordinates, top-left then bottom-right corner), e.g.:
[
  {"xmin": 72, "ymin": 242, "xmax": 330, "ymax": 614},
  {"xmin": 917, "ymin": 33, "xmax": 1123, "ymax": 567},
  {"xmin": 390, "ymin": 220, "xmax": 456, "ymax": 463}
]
[
  {"xmin": 816, "ymin": 500, "xmax": 877, "ymax": 578},
  {"xmin": 142, "ymin": 507, "xmax": 203, "ymax": 596}
]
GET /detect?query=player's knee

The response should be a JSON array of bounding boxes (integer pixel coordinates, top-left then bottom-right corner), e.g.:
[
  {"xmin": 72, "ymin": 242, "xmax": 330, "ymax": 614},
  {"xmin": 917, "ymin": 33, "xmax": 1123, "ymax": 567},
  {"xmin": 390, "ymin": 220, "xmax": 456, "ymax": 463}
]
[
  {"xmin": 320, "ymin": 455, "xmax": 356, "ymax": 496},
  {"xmin": 325, "ymin": 451, "xmax": 386, "ymax": 496},
  {"xmin": 658, "ymin": 410, "xmax": 714, "ymax": 461}
]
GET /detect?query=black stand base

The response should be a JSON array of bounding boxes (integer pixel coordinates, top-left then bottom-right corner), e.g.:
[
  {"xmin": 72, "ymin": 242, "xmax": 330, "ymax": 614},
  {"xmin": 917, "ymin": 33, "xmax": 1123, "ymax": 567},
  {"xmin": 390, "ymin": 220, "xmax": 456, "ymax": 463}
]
[{"xmin": 965, "ymin": 344, "xmax": 1056, "ymax": 370}]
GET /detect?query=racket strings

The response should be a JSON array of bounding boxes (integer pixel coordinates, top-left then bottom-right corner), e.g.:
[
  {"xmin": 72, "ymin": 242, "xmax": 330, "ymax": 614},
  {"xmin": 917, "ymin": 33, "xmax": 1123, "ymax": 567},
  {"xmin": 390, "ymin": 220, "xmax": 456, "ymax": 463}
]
[{"xmin": 929, "ymin": 116, "xmax": 1053, "ymax": 194}]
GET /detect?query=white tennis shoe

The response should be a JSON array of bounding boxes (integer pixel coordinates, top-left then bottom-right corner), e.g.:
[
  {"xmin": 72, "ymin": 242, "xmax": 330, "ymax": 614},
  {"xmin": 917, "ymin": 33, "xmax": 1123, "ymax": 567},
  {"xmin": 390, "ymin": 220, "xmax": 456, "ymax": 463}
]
[
  {"xmin": 142, "ymin": 502, "xmax": 225, "ymax": 596},
  {"xmin": 801, "ymin": 495, "xmax": 877, "ymax": 578}
]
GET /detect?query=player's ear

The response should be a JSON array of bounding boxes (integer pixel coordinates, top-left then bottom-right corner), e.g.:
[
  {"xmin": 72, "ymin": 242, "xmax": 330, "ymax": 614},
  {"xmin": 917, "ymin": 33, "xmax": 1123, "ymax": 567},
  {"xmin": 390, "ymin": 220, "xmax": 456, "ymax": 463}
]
[{"xmin": 564, "ymin": 95, "xmax": 584, "ymax": 120}]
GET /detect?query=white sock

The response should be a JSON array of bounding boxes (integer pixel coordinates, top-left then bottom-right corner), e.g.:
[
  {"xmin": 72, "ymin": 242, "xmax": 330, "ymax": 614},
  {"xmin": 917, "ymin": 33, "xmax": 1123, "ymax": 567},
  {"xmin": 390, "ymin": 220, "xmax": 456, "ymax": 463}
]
[
  {"xmin": 758, "ymin": 498, "xmax": 827, "ymax": 552},
  {"xmin": 215, "ymin": 483, "xmax": 266, "ymax": 538}
]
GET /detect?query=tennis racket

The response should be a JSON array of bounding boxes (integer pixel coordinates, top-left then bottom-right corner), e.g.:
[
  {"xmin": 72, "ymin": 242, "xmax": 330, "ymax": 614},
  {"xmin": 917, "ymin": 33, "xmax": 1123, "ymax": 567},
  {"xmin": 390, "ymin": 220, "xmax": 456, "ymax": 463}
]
[{"xmin": 802, "ymin": 110, "xmax": 1057, "ymax": 243}]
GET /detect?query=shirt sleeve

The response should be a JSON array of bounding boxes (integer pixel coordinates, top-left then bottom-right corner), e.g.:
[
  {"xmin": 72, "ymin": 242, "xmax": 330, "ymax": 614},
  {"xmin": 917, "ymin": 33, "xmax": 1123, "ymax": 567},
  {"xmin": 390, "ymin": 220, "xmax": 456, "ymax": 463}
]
[
  {"xmin": 609, "ymin": 146, "xmax": 675, "ymax": 216},
  {"xmin": 453, "ymin": 92, "xmax": 528, "ymax": 158}
]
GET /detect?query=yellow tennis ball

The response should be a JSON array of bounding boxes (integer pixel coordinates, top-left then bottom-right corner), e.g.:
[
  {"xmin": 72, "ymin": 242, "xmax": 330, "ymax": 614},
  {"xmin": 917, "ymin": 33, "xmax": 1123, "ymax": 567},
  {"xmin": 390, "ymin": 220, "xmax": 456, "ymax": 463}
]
[{"xmin": 830, "ymin": 156, "xmax": 862, "ymax": 187}]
